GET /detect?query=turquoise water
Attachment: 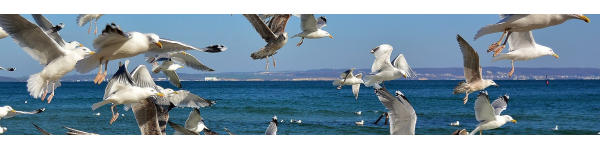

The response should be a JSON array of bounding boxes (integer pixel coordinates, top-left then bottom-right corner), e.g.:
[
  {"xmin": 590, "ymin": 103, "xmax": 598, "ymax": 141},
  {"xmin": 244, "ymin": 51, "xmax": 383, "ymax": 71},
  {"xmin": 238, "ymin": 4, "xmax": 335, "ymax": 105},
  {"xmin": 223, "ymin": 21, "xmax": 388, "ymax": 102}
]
[{"xmin": 0, "ymin": 80, "xmax": 599, "ymax": 135}]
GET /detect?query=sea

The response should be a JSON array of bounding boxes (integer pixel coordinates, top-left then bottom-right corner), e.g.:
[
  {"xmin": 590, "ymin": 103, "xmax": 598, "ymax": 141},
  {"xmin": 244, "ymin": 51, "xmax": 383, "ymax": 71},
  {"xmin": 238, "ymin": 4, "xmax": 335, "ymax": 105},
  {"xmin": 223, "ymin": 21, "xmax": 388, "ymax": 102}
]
[{"xmin": 0, "ymin": 80, "xmax": 599, "ymax": 135}]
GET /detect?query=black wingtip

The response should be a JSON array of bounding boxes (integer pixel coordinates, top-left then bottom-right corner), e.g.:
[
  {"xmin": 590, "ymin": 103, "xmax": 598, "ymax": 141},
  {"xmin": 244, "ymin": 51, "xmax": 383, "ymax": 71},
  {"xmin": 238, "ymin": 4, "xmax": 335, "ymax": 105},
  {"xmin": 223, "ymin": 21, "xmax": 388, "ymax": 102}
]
[
  {"xmin": 203, "ymin": 45, "xmax": 227, "ymax": 53},
  {"xmin": 319, "ymin": 16, "xmax": 327, "ymax": 23},
  {"xmin": 7, "ymin": 68, "xmax": 16, "ymax": 71},
  {"xmin": 35, "ymin": 108, "xmax": 46, "ymax": 114}
]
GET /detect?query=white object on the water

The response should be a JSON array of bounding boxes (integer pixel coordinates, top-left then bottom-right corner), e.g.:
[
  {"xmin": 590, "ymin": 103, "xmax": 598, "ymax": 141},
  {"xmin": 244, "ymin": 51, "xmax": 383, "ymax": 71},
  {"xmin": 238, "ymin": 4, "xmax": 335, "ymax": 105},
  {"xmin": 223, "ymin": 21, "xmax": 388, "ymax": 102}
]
[
  {"xmin": 469, "ymin": 91, "xmax": 516, "ymax": 135},
  {"xmin": 450, "ymin": 121, "xmax": 460, "ymax": 126},
  {"xmin": 355, "ymin": 120, "xmax": 364, "ymax": 125},
  {"xmin": 355, "ymin": 111, "xmax": 361, "ymax": 115},
  {"xmin": 550, "ymin": 125, "xmax": 558, "ymax": 130},
  {"xmin": 0, "ymin": 126, "xmax": 6, "ymax": 134},
  {"xmin": 290, "ymin": 119, "xmax": 301, "ymax": 124},
  {"xmin": 93, "ymin": 112, "xmax": 100, "ymax": 116},
  {"xmin": 121, "ymin": 114, "xmax": 125, "ymax": 116},
  {"xmin": 374, "ymin": 84, "xmax": 417, "ymax": 135},
  {"xmin": 280, "ymin": 119, "xmax": 284, "ymax": 123},
  {"xmin": 364, "ymin": 44, "xmax": 416, "ymax": 87},
  {"xmin": 24, "ymin": 101, "xmax": 27, "ymax": 104}
]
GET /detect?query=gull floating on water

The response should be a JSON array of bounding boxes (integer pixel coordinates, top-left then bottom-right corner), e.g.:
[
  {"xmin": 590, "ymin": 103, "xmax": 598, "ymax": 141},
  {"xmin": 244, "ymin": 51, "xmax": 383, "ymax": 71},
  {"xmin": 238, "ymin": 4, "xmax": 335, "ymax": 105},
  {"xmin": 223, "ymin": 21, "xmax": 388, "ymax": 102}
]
[
  {"xmin": 453, "ymin": 35, "xmax": 498, "ymax": 105},
  {"xmin": 364, "ymin": 44, "xmax": 416, "ymax": 87},
  {"xmin": 75, "ymin": 22, "xmax": 226, "ymax": 84},
  {"xmin": 290, "ymin": 119, "xmax": 302, "ymax": 124},
  {"xmin": 291, "ymin": 14, "xmax": 332, "ymax": 47},
  {"xmin": 491, "ymin": 30, "xmax": 559, "ymax": 77},
  {"xmin": 333, "ymin": 68, "xmax": 364, "ymax": 99},
  {"xmin": 76, "ymin": 14, "xmax": 104, "ymax": 35},
  {"xmin": 91, "ymin": 60, "xmax": 164, "ymax": 124},
  {"xmin": 0, "ymin": 14, "xmax": 93, "ymax": 103},
  {"xmin": 354, "ymin": 120, "xmax": 364, "ymax": 125},
  {"xmin": 243, "ymin": 14, "xmax": 292, "ymax": 70},
  {"xmin": 93, "ymin": 112, "xmax": 100, "ymax": 116},
  {"xmin": 374, "ymin": 84, "xmax": 417, "ymax": 135},
  {"xmin": 474, "ymin": 14, "xmax": 589, "ymax": 57},
  {"xmin": 355, "ymin": 111, "xmax": 362, "ymax": 115},
  {"xmin": 265, "ymin": 116, "xmax": 278, "ymax": 135},
  {"xmin": 450, "ymin": 121, "xmax": 460, "ymax": 126},
  {"xmin": 470, "ymin": 91, "xmax": 516, "ymax": 135},
  {"xmin": 550, "ymin": 125, "xmax": 558, "ymax": 131}
]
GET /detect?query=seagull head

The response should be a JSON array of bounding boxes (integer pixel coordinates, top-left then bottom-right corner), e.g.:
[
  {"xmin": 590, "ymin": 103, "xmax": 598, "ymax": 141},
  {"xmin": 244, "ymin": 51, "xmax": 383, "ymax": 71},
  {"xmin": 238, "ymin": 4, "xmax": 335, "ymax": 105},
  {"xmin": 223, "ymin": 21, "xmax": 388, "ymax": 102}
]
[
  {"xmin": 504, "ymin": 115, "xmax": 517, "ymax": 123},
  {"xmin": 3, "ymin": 106, "xmax": 15, "ymax": 113},
  {"xmin": 77, "ymin": 47, "xmax": 95, "ymax": 56},
  {"xmin": 548, "ymin": 49, "xmax": 559, "ymax": 59},
  {"xmin": 572, "ymin": 14, "xmax": 590, "ymax": 23},
  {"xmin": 487, "ymin": 80, "xmax": 499, "ymax": 87},
  {"xmin": 147, "ymin": 34, "xmax": 162, "ymax": 48}
]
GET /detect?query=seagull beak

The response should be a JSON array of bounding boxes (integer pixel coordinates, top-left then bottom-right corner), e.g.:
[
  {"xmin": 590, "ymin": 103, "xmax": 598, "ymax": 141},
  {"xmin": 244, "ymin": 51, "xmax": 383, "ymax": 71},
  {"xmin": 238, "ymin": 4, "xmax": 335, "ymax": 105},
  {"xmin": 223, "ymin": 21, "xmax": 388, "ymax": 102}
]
[
  {"xmin": 157, "ymin": 93, "xmax": 164, "ymax": 97},
  {"xmin": 11, "ymin": 110, "xmax": 16, "ymax": 113},
  {"xmin": 552, "ymin": 53, "xmax": 559, "ymax": 59},
  {"xmin": 329, "ymin": 35, "xmax": 333, "ymax": 38},
  {"xmin": 495, "ymin": 84, "xmax": 499, "ymax": 87},
  {"xmin": 403, "ymin": 74, "xmax": 407, "ymax": 78},
  {"xmin": 155, "ymin": 42, "xmax": 163, "ymax": 49},
  {"xmin": 79, "ymin": 44, "xmax": 84, "ymax": 47},
  {"xmin": 579, "ymin": 15, "xmax": 590, "ymax": 23},
  {"xmin": 511, "ymin": 120, "xmax": 517, "ymax": 123},
  {"xmin": 180, "ymin": 66, "xmax": 184, "ymax": 68},
  {"xmin": 88, "ymin": 51, "xmax": 95, "ymax": 55},
  {"xmin": 174, "ymin": 91, "xmax": 178, "ymax": 94},
  {"xmin": 182, "ymin": 52, "xmax": 187, "ymax": 55}
]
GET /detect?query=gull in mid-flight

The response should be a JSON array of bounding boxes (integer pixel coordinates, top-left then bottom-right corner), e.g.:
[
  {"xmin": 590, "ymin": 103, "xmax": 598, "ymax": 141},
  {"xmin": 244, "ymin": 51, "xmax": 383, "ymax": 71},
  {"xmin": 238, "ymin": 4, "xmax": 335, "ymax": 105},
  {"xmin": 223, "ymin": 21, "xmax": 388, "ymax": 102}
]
[
  {"xmin": 453, "ymin": 34, "xmax": 498, "ymax": 105},
  {"xmin": 491, "ymin": 31, "xmax": 559, "ymax": 77},
  {"xmin": 0, "ymin": 14, "xmax": 93, "ymax": 103},
  {"xmin": 243, "ymin": 14, "xmax": 292, "ymax": 70},
  {"xmin": 470, "ymin": 91, "xmax": 516, "ymax": 135},
  {"xmin": 0, "ymin": 67, "xmax": 15, "ymax": 71},
  {"xmin": 265, "ymin": 115, "xmax": 278, "ymax": 135},
  {"xmin": 474, "ymin": 14, "xmax": 589, "ymax": 57},
  {"xmin": 374, "ymin": 84, "xmax": 417, "ymax": 135},
  {"xmin": 291, "ymin": 14, "xmax": 332, "ymax": 47},
  {"xmin": 333, "ymin": 68, "xmax": 364, "ymax": 100},
  {"xmin": 364, "ymin": 44, "xmax": 416, "ymax": 87}
]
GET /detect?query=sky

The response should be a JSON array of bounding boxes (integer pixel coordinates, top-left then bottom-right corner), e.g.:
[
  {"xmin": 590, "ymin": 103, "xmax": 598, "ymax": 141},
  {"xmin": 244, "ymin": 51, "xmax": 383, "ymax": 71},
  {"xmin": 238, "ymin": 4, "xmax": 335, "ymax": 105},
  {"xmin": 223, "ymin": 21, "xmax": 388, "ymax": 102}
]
[{"xmin": 0, "ymin": 3, "xmax": 599, "ymax": 78}]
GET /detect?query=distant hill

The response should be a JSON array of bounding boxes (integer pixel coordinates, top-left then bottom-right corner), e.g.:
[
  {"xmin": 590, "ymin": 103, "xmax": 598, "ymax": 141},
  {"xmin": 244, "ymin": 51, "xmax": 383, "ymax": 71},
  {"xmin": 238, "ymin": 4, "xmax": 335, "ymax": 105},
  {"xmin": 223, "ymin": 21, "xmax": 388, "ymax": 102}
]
[{"xmin": 3, "ymin": 67, "xmax": 599, "ymax": 82}]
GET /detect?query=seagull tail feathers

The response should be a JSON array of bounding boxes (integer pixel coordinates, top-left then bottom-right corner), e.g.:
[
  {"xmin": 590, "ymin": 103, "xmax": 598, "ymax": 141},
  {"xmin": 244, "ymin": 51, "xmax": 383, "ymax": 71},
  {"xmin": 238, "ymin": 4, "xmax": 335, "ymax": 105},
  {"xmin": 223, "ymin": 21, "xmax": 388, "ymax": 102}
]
[
  {"xmin": 75, "ymin": 55, "xmax": 101, "ymax": 74},
  {"xmin": 364, "ymin": 75, "xmax": 379, "ymax": 87},
  {"xmin": 26, "ymin": 72, "xmax": 45, "ymax": 99},
  {"xmin": 453, "ymin": 81, "xmax": 467, "ymax": 94},
  {"xmin": 332, "ymin": 80, "xmax": 342, "ymax": 86},
  {"xmin": 474, "ymin": 24, "xmax": 505, "ymax": 41},
  {"xmin": 491, "ymin": 53, "xmax": 510, "ymax": 62}
]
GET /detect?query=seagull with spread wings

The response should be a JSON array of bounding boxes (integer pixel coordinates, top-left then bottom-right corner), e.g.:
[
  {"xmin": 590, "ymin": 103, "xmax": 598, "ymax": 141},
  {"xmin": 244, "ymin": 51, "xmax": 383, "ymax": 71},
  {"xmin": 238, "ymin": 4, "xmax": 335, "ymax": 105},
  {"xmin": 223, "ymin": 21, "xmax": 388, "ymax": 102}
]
[
  {"xmin": 470, "ymin": 91, "xmax": 516, "ymax": 135},
  {"xmin": 453, "ymin": 35, "xmax": 498, "ymax": 105},
  {"xmin": 364, "ymin": 44, "xmax": 416, "ymax": 87},
  {"xmin": 291, "ymin": 14, "xmax": 332, "ymax": 47},
  {"xmin": 31, "ymin": 14, "xmax": 84, "ymax": 50},
  {"xmin": 491, "ymin": 30, "xmax": 559, "ymax": 77},
  {"xmin": 333, "ymin": 68, "xmax": 364, "ymax": 100},
  {"xmin": 475, "ymin": 14, "xmax": 589, "ymax": 57},
  {"xmin": 374, "ymin": 84, "xmax": 417, "ymax": 135},
  {"xmin": 243, "ymin": 14, "xmax": 292, "ymax": 70}
]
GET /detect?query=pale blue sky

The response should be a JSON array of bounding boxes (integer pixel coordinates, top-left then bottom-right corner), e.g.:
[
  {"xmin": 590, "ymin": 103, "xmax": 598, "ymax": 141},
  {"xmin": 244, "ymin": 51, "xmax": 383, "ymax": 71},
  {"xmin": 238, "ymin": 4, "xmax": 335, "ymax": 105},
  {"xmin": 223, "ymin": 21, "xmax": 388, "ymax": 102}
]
[{"xmin": 0, "ymin": 13, "xmax": 598, "ymax": 77}]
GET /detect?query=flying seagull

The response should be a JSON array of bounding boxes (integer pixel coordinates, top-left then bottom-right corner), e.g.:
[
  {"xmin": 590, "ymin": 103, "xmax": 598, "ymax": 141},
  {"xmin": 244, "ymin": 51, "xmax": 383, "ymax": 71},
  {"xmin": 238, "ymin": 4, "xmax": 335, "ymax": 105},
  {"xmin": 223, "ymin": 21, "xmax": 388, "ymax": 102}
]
[
  {"xmin": 364, "ymin": 44, "xmax": 416, "ymax": 87},
  {"xmin": 291, "ymin": 14, "xmax": 332, "ymax": 47},
  {"xmin": 491, "ymin": 30, "xmax": 559, "ymax": 77},
  {"xmin": 470, "ymin": 91, "xmax": 516, "ymax": 135},
  {"xmin": 374, "ymin": 84, "xmax": 417, "ymax": 135},
  {"xmin": 243, "ymin": 14, "xmax": 292, "ymax": 70},
  {"xmin": 332, "ymin": 68, "xmax": 364, "ymax": 99},
  {"xmin": 453, "ymin": 34, "xmax": 498, "ymax": 105}
]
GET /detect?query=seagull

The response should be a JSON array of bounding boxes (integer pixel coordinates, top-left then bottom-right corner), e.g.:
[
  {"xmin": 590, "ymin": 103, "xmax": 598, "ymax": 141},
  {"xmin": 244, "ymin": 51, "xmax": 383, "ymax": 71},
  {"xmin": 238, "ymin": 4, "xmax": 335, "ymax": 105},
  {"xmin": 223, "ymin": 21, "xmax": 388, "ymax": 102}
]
[
  {"xmin": 290, "ymin": 119, "xmax": 302, "ymax": 124},
  {"xmin": 131, "ymin": 97, "xmax": 162, "ymax": 135},
  {"xmin": 453, "ymin": 34, "xmax": 499, "ymax": 105},
  {"xmin": 0, "ymin": 106, "xmax": 45, "ymax": 121},
  {"xmin": 75, "ymin": 23, "xmax": 226, "ymax": 84},
  {"xmin": 474, "ymin": 14, "xmax": 589, "ymax": 57},
  {"xmin": 550, "ymin": 125, "xmax": 558, "ymax": 131},
  {"xmin": 64, "ymin": 126, "xmax": 99, "ymax": 135},
  {"xmin": 152, "ymin": 61, "xmax": 184, "ymax": 88},
  {"xmin": 355, "ymin": 111, "xmax": 362, "ymax": 115},
  {"xmin": 333, "ymin": 68, "xmax": 364, "ymax": 100},
  {"xmin": 354, "ymin": 120, "xmax": 364, "ymax": 125},
  {"xmin": 0, "ymin": 126, "xmax": 6, "ymax": 134},
  {"xmin": 470, "ymin": 91, "xmax": 516, "ymax": 135},
  {"xmin": 491, "ymin": 31, "xmax": 559, "ymax": 77},
  {"xmin": 145, "ymin": 50, "xmax": 219, "ymax": 71},
  {"xmin": 265, "ymin": 115, "xmax": 278, "ymax": 135},
  {"xmin": 450, "ymin": 121, "xmax": 460, "ymax": 126},
  {"xmin": 291, "ymin": 14, "xmax": 332, "ymax": 47},
  {"xmin": 0, "ymin": 67, "xmax": 15, "ymax": 71},
  {"xmin": 91, "ymin": 60, "xmax": 164, "ymax": 124},
  {"xmin": 374, "ymin": 84, "xmax": 417, "ymax": 135},
  {"xmin": 364, "ymin": 44, "xmax": 416, "ymax": 87},
  {"xmin": 174, "ymin": 108, "xmax": 209, "ymax": 135},
  {"xmin": 0, "ymin": 14, "xmax": 94, "ymax": 103},
  {"xmin": 243, "ymin": 14, "xmax": 292, "ymax": 70},
  {"xmin": 76, "ymin": 14, "xmax": 104, "ymax": 35},
  {"xmin": 168, "ymin": 121, "xmax": 198, "ymax": 135}
]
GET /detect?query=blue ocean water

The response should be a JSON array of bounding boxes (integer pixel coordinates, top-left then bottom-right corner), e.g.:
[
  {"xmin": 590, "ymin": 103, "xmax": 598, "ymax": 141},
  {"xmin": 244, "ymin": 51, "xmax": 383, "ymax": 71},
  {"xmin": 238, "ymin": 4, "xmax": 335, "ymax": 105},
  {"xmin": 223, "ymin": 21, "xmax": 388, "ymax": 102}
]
[{"xmin": 0, "ymin": 80, "xmax": 599, "ymax": 135}]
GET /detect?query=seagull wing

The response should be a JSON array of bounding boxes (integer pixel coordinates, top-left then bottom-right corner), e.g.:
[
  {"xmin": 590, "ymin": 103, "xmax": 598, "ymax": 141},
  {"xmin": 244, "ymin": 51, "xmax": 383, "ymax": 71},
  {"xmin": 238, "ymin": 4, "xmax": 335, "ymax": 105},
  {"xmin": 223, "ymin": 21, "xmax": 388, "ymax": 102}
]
[
  {"xmin": 300, "ymin": 14, "xmax": 318, "ymax": 32},
  {"xmin": 93, "ymin": 23, "xmax": 131, "ymax": 49},
  {"xmin": 507, "ymin": 31, "xmax": 536, "ymax": 52},
  {"xmin": 3, "ymin": 108, "xmax": 45, "ymax": 118},
  {"xmin": 474, "ymin": 91, "xmax": 496, "ymax": 122},
  {"xmin": 168, "ymin": 121, "xmax": 198, "ymax": 135},
  {"xmin": 163, "ymin": 71, "xmax": 182, "ymax": 89},
  {"xmin": 169, "ymin": 90, "xmax": 216, "ymax": 108},
  {"xmin": 148, "ymin": 38, "xmax": 226, "ymax": 53},
  {"xmin": 265, "ymin": 116, "xmax": 278, "ymax": 135},
  {"xmin": 352, "ymin": 84, "xmax": 360, "ymax": 100},
  {"xmin": 0, "ymin": 14, "xmax": 66, "ymax": 65},
  {"xmin": 491, "ymin": 95, "xmax": 509, "ymax": 115},
  {"xmin": 316, "ymin": 16, "xmax": 327, "ymax": 30},
  {"xmin": 130, "ymin": 65, "xmax": 157, "ymax": 88},
  {"xmin": 456, "ymin": 34, "xmax": 482, "ymax": 83},
  {"xmin": 184, "ymin": 108, "xmax": 203, "ymax": 130},
  {"xmin": 64, "ymin": 126, "xmax": 98, "ymax": 135},
  {"xmin": 391, "ymin": 54, "xmax": 417, "ymax": 78},
  {"xmin": 132, "ymin": 98, "xmax": 162, "ymax": 135},
  {"xmin": 339, "ymin": 68, "xmax": 355, "ymax": 79},
  {"xmin": 243, "ymin": 14, "xmax": 276, "ymax": 42},
  {"xmin": 32, "ymin": 123, "xmax": 52, "ymax": 135},
  {"xmin": 370, "ymin": 45, "xmax": 393, "ymax": 73},
  {"xmin": 170, "ymin": 52, "xmax": 215, "ymax": 72},
  {"xmin": 103, "ymin": 60, "xmax": 134, "ymax": 100},
  {"xmin": 267, "ymin": 14, "xmax": 292, "ymax": 34},
  {"xmin": 374, "ymin": 84, "xmax": 415, "ymax": 135},
  {"xmin": 76, "ymin": 14, "xmax": 103, "ymax": 27},
  {"xmin": 31, "ymin": 14, "xmax": 66, "ymax": 47}
]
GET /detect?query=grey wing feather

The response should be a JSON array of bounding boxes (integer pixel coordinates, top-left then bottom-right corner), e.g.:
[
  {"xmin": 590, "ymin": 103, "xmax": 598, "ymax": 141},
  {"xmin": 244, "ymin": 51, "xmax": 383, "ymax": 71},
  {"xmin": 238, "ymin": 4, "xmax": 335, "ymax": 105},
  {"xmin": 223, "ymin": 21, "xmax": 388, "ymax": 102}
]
[
  {"xmin": 170, "ymin": 90, "xmax": 216, "ymax": 108},
  {"xmin": 265, "ymin": 117, "xmax": 278, "ymax": 135},
  {"xmin": 243, "ymin": 14, "xmax": 276, "ymax": 41},
  {"xmin": 300, "ymin": 14, "xmax": 318, "ymax": 32},
  {"xmin": 491, "ymin": 95, "xmax": 509, "ymax": 115},
  {"xmin": 31, "ymin": 14, "xmax": 66, "ymax": 47},
  {"xmin": 4, "ymin": 108, "xmax": 45, "ymax": 118},
  {"xmin": 64, "ymin": 126, "xmax": 98, "ymax": 135},
  {"xmin": 163, "ymin": 71, "xmax": 182, "ymax": 89},
  {"xmin": 374, "ymin": 85, "xmax": 415, "ymax": 135},
  {"xmin": 169, "ymin": 52, "xmax": 215, "ymax": 72},
  {"xmin": 32, "ymin": 123, "xmax": 52, "ymax": 135},
  {"xmin": 456, "ymin": 34, "xmax": 482, "ymax": 83},
  {"xmin": 316, "ymin": 16, "xmax": 327, "ymax": 30},
  {"xmin": 132, "ymin": 98, "xmax": 162, "ymax": 135},
  {"xmin": 184, "ymin": 108, "xmax": 203, "ymax": 130},
  {"xmin": 130, "ymin": 65, "xmax": 157, "ymax": 88},
  {"xmin": 93, "ymin": 23, "xmax": 130, "ymax": 49},
  {"xmin": 148, "ymin": 38, "xmax": 206, "ymax": 53},
  {"xmin": 168, "ymin": 121, "xmax": 198, "ymax": 135},
  {"xmin": 474, "ymin": 91, "xmax": 496, "ymax": 122},
  {"xmin": 104, "ymin": 60, "xmax": 134, "ymax": 100},
  {"xmin": 391, "ymin": 54, "xmax": 417, "ymax": 78}
]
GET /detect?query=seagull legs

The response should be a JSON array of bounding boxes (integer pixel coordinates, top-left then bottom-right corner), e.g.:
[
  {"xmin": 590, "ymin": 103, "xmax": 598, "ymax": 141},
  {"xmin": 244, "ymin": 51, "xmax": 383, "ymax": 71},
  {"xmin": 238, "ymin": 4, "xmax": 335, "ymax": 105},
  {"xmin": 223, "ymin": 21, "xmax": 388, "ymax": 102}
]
[
  {"xmin": 272, "ymin": 55, "xmax": 276, "ymax": 68},
  {"xmin": 508, "ymin": 60, "xmax": 515, "ymax": 77},
  {"xmin": 94, "ymin": 59, "xmax": 104, "ymax": 84},
  {"xmin": 265, "ymin": 56, "xmax": 269, "ymax": 70},
  {"xmin": 109, "ymin": 105, "xmax": 119, "ymax": 124},
  {"xmin": 87, "ymin": 21, "xmax": 92, "ymax": 34},
  {"xmin": 296, "ymin": 37, "xmax": 304, "ymax": 47},
  {"xmin": 47, "ymin": 81, "xmax": 56, "ymax": 104},
  {"xmin": 463, "ymin": 92, "xmax": 469, "ymax": 105},
  {"xmin": 94, "ymin": 19, "xmax": 99, "ymax": 35},
  {"xmin": 94, "ymin": 60, "xmax": 109, "ymax": 84},
  {"xmin": 488, "ymin": 31, "xmax": 512, "ymax": 57},
  {"xmin": 41, "ymin": 80, "xmax": 49, "ymax": 101}
]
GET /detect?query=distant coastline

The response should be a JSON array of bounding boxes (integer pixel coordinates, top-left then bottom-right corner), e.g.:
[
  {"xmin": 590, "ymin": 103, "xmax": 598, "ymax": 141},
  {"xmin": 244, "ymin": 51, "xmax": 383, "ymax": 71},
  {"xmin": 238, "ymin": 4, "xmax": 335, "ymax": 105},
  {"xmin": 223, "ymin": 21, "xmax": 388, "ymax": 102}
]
[{"xmin": 1, "ymin": 67, "xmax": 599, "ymax": 82}]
